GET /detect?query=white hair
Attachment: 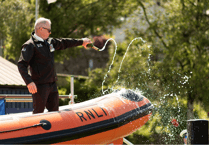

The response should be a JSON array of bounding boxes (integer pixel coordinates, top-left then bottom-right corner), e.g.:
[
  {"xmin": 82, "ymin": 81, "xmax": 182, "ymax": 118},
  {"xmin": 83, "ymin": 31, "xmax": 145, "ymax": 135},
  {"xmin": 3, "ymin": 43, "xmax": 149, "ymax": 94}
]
[
  {"xmin": 180, "ymin": 129, "xmax": 187, "ymax": 137},
  {"xmin": 34, "ymin": 17, "xmax": 51, "ymax": 30}
]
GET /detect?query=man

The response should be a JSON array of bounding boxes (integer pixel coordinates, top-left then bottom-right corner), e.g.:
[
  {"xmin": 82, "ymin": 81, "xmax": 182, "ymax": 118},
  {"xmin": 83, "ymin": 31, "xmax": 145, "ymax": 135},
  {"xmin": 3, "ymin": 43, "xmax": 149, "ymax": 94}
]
[
  {"xmin": 18, "ymin": 17, "xmax": 94, "ymax": 114},
  {"xmin": 180, "ymin": 129, "xmax": 187, "ymax": 145}
]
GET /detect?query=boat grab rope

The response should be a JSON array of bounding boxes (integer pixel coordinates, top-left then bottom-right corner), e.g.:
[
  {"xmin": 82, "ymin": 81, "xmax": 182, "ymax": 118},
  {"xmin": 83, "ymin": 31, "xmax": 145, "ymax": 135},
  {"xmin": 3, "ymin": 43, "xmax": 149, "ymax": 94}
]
[{"xmin": 0, "ymin": 122, "xmax": 47, "ymax": 133}]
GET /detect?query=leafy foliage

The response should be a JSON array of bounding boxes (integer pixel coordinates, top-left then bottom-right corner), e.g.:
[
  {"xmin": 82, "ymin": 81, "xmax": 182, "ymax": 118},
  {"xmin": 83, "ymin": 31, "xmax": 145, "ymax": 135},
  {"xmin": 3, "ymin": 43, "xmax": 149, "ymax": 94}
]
[
  {"xmin": 0, "ymin": 0, "xmax": 35, "ymax": 61},
  {"xmin": 124, "ymin": 0, "xmax": 209, "ymax": 143}
]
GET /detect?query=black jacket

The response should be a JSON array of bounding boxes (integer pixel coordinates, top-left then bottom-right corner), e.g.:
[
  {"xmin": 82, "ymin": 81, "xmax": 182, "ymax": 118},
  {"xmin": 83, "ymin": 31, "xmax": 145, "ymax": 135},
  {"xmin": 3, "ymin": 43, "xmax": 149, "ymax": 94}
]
[{"xmin": 18, "ymin": 32, "xmax": 83, "ymax": 85}]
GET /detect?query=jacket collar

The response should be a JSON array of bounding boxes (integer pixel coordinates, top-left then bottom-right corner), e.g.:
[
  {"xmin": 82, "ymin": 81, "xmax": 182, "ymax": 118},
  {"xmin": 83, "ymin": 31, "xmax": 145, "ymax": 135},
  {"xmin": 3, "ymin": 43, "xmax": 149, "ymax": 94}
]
[
  {"xmin": 31, "ymin": 31, "xmax": 45, "ymax": 42},
  {"xmin": 34, "ymin": 33, "xmax": 44, "ymax": 42}
]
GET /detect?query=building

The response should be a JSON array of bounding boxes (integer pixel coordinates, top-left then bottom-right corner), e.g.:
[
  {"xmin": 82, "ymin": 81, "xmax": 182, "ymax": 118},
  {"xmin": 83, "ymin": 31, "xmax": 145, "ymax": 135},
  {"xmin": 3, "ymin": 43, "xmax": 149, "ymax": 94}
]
[{"xmin": 0, "ymin": 56, "xmax": 32, "ymax": 114}]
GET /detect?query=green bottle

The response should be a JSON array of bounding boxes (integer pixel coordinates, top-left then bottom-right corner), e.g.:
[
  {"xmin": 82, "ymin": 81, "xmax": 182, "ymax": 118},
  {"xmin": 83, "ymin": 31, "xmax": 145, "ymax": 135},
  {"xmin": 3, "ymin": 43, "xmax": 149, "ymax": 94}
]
[{"xmin": 86, "ymin": 43, "xmax": 100, "ymax": 51}]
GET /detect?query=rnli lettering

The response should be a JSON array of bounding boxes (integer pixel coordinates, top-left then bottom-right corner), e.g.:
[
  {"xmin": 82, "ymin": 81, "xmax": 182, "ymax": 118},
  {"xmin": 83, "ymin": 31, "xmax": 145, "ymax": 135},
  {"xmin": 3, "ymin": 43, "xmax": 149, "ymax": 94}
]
[
  {"xmin": 92, "ymin": 108, "xmax": 103, "ymax": 118},
  {"xmin": 76, "ymin": 107, "xmax": 107, "ymax": 122},
  {"xmin": 84, "ymin": 110, "xmax": 95, "ymax": 120},
  {"xmin": 76, "ymin": 112, "xmax": 87, "ymax": 122}
]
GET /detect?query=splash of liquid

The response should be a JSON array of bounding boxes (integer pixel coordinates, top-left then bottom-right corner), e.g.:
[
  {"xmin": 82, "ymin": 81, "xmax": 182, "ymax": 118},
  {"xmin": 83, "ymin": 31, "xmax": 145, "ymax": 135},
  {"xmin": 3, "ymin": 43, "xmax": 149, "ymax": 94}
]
[
  {"xmin": 100, "ymin": 37, "xmax": 146, "ymax": 94},
  {"xmin": 100, "ymin": 38, "xmax": 118, "ymax": 94},
  {"xmin": 98, "ymin": 37, "xmax": 185, "ymax": 144}
]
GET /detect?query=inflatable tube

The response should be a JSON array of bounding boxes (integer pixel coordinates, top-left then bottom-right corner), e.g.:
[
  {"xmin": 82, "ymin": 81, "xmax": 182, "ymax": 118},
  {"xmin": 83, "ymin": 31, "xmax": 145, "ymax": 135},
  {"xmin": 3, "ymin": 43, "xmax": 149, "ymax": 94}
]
[{"xmin": 0, "ymin": 89, "xmax": 153, "ymax": 144}]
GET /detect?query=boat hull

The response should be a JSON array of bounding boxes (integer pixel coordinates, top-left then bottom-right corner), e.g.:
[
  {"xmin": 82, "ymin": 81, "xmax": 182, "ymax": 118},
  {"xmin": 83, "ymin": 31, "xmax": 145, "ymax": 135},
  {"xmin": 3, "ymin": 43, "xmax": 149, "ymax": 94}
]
[{"xmin": 0, "ymin": 89, "xmax": 153, "ymax": 144}]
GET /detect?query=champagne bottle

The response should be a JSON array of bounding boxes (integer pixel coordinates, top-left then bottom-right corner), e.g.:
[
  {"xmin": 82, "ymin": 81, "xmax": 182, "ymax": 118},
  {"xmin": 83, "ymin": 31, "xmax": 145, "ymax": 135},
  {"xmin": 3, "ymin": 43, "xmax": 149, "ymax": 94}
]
[{"xmin": 86, "ymin": 43, "xmax": 100, "ymax": 51}]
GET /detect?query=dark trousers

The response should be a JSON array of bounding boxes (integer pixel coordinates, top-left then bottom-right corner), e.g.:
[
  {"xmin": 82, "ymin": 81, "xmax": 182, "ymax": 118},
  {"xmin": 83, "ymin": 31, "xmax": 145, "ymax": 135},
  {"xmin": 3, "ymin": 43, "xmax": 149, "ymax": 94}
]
[{"xmin": 32, "ymin": 82, "xmax": 59, "ymax": 114}]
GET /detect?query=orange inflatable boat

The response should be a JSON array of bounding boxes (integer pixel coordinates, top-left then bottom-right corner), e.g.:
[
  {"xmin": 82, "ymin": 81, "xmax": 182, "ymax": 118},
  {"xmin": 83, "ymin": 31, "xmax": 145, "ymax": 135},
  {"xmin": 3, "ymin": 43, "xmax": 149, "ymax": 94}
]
[{"xmin": 0, "ymin": 89, "xmax": 153, "ymax": 144}]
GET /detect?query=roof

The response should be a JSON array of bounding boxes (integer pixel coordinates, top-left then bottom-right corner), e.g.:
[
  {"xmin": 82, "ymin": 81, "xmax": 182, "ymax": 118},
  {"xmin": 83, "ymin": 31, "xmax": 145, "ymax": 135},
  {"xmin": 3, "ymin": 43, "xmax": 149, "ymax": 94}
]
[{"xmin": 0, "ymin": 56, "xmax": 25, "ymax": 86}]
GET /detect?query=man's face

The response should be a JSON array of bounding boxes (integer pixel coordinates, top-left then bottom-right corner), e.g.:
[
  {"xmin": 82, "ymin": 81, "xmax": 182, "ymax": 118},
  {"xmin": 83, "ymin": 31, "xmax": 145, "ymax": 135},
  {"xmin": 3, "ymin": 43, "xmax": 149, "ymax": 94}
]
[{"xmin": 39, "ymin": 22, "xmax": 51, "ymax": 40}]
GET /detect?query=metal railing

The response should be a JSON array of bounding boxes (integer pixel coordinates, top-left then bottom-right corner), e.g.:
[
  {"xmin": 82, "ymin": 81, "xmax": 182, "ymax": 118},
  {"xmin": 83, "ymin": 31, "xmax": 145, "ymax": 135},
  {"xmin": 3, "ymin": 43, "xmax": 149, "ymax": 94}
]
[
  {"xmin": 0, "ymin": 75, "xmax": 77, "ymax": 103},
  {"xmin": 0, "ymin": 94, "xmax": 73, "ymax": 102}
]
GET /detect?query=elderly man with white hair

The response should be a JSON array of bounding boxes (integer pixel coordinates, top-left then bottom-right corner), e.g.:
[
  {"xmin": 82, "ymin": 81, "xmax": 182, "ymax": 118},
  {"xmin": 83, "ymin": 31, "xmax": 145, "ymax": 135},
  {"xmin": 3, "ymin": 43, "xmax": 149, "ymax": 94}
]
[{"xmin": 18, "ymin": 17, "xmax": 95, "ymax": 114}]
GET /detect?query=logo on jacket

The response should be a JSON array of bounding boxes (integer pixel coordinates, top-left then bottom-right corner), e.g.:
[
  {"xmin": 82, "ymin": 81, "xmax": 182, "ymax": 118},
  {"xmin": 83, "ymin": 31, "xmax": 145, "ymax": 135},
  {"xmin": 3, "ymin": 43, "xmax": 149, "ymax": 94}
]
[
  {"xmin": 37, "ymin": 44, "xmax": 43, "ymax": 47},
  {"xmin": 50, "ymin": 44, "xmax": 55, "ymax": 52},
  {"xmin": 22, "ymin": 47, "xmax": 26, "ymax": 52}
]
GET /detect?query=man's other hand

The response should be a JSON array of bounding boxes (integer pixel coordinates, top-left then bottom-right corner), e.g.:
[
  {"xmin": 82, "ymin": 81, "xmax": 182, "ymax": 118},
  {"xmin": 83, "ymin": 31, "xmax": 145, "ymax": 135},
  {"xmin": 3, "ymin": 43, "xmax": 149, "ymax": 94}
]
[{"xmin": 27, "ymin": 82, "xmax": 37, "ymax": 94}]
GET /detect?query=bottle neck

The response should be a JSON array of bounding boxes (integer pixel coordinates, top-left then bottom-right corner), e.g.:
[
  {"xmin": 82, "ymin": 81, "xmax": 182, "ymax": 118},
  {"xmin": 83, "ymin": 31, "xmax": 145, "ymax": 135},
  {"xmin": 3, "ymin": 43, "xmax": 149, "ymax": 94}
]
[{"xmin": 87, "ymin": 43, "xmax": 99, "ymax": 51}]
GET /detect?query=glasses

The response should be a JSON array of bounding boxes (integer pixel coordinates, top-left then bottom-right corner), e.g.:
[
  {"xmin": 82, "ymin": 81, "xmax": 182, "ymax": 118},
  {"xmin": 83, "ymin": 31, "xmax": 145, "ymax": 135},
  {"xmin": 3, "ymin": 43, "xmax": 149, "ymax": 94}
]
[{"xmin": 42, "ymin": 27, "xmax": 51, "ymax": 33}]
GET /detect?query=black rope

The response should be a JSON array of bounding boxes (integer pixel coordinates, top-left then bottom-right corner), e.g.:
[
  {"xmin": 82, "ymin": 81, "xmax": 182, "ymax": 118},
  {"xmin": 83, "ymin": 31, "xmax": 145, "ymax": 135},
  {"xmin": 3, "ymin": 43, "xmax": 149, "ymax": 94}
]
[{"xmin": 0, "ymin": 123, "xmax": 46, "ymax": 133}]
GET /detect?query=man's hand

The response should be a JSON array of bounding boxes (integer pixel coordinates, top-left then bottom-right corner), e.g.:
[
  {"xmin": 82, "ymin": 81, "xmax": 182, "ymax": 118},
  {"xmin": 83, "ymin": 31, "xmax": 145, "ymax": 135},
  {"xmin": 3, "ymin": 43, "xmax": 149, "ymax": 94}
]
[
  {"xmin": 82, "ymin": 38, "xmax": 92, "ymax": 49},
  {"xmin": 27, "ymin": 82, "xmax": 37, "ymax": 94}
]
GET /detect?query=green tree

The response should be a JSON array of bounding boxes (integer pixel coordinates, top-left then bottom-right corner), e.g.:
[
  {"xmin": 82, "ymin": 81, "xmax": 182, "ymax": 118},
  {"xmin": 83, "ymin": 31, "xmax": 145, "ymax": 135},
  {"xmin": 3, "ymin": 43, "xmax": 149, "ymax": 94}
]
[
  {"xmin": 137, "ymin": 0, "xmax": 209, "ymax": 119},
  {"xmin": 122, "ymin": 0, "xmax": 209, "ymax": 143},
  {"xmin": 0, "ymin": 0, "xmax": 35, "ymax": 61}
]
